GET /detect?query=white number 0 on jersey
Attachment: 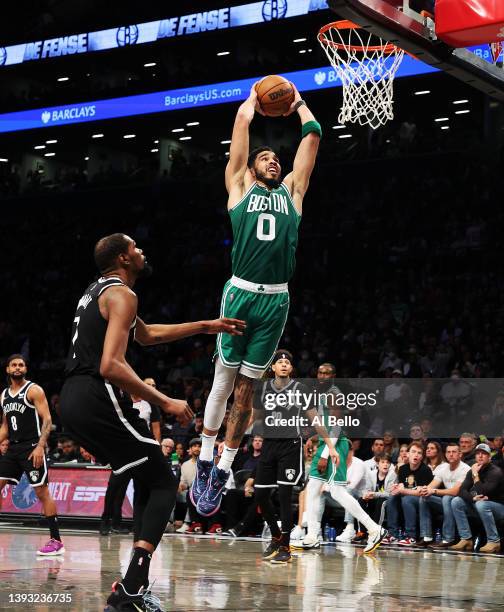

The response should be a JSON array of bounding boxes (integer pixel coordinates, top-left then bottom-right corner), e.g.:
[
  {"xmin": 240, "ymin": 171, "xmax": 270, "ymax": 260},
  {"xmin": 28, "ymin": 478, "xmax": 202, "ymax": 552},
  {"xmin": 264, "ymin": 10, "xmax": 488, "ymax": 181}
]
[{"xmin": 256, "ymin": 213, "xmax": 276, "ymax": 241}]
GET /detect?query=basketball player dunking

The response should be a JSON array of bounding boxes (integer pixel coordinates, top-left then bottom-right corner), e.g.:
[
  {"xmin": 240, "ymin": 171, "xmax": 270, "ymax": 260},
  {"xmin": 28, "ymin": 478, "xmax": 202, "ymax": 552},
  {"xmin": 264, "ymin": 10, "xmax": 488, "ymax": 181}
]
[
  {"xmin": 0, "ymin": 355, "xmax": 64, "ymax": 555},
  {"xmin": 192, "ymin": 82, "xmax": 331, "ymax": 516},
  {"xmin": 59, "ymin": 233, "xmax": 244, "ymax": 612}
]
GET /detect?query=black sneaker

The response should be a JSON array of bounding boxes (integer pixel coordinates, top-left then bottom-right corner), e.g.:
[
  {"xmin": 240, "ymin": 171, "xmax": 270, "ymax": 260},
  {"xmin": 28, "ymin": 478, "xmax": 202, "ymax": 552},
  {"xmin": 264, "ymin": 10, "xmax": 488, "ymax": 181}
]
[
  {"xmin": 104, "ymin": 582, "xmax": 164, "ymax": 611},
  {"xmin": 262, "ymin": 537, "xmax": 282, "ymax": 560},
  {"xmin": 100, "ymin": 519, "xmax": 112, "ymax": 536},
  {"xmin": 269, "ymin": 546, "xmax": 292, "ymax": 564}
]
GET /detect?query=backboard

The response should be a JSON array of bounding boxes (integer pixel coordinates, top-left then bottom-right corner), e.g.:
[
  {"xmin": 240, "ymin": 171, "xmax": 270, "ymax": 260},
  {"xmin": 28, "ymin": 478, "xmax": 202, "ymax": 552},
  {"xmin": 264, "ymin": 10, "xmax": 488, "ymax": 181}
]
[{"xmin": 327, "ymin": 0, "xmax": 504, "ymax": 101}]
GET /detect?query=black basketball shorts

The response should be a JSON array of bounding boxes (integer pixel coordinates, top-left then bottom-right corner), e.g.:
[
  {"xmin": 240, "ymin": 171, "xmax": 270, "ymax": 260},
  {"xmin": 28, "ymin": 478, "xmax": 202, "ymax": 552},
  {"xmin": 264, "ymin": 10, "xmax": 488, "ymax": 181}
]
[
  {"xmin": 0, "ymin": 440, "xmax": 48, "ymax": 487},
  {"xmin": 254, "ymin": 437, "xmax": 304, "ymax": 488},
  {"xmin": 60, "ymin": 375, "xmax": 162, "ymax": 475}
]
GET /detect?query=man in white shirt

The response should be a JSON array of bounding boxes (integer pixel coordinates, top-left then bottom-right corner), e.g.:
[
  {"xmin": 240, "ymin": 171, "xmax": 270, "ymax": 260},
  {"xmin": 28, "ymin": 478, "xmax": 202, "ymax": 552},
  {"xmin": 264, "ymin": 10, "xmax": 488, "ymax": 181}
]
[{"xmin": 418, "ymin": 442, "xmax": 470, "ymax": 548}]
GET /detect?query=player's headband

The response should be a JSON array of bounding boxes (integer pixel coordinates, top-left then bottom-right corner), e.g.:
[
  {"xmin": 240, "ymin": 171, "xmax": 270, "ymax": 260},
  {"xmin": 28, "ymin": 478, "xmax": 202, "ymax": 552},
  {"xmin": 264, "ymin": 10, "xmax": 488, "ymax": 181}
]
[{"xmin": 272, "ymin": 350, "xmax": 293, "ymax": 365}]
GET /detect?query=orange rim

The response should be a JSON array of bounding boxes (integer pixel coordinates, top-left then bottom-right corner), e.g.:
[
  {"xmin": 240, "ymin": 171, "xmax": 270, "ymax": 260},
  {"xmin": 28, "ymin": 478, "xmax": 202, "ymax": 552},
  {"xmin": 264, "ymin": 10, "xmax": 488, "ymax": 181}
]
[{"xmin": 318, "ymin": 20, "xmax": 399, "ymax": 54}]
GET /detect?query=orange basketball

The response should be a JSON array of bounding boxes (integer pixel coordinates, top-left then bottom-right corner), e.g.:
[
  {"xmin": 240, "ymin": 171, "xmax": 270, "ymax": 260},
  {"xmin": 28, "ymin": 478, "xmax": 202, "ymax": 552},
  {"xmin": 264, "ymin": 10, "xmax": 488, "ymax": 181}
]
[{"xmin": 255, "ymin": 75, "xmax": 295, "ymax": 117}]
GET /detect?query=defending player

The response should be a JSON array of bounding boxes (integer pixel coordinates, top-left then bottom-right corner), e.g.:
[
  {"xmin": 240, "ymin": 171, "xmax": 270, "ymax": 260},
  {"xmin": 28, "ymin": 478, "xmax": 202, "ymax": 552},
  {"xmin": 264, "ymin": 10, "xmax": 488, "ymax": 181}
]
[
  {"xmin": 0, "ymin": 355, "xmax": 64, "ymax": 555},
  {"xmin": 193, "ymin": 81, "xmax": 322, "ymax": 516},
  {"xmin": 59, "ymin": 233, "xmax": 244, "ymax": 612},
  {"xmin": 302, "ymin": 364, "xmax": 386, "ymax": 554}
]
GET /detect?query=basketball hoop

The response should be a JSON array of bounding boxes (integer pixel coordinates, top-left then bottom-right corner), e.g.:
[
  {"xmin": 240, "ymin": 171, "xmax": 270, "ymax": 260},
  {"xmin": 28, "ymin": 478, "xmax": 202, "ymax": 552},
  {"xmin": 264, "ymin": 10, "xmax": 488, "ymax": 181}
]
[{"xmin": 318, "ymin": 21, "xmax": 405, "ymax": 129}]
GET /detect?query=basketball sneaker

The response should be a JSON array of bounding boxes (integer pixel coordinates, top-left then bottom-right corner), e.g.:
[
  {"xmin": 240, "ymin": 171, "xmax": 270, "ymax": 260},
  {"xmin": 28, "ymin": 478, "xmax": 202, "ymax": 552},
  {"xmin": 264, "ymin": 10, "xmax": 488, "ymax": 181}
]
[
  {"xmin": 290, "ymin": 525, "xmax": 305, "ymax": 541},
  {"xmin": 301, "ymin": 534, "xmax": 321, "ymax": 550},
  {"xmin": 269, "ymin": 546, "xmax": 292, "ymax": 564},
  {"xmin": 196, "ymin": 465, "xmax": 229, "ymax": 517},
  {"xmin": 37, "ymin": 539, "xmax": 65, "ymax": 556},
  {"xmin": 262, "ymin": 537, "xmax": 282, "ymax": 560},
  {"xmin": 364, "ymin": 527, "xmax": 388, "ymax": 554},
  {"xmin": 189, "ymin": 458, "xmax": 214, "ymax": 507},
  {"xmin": 104, "ymin": 581, "xmax": 164, "ymax": 612},
  {"xmin": 335, "ymin": 524, "xmax": 356, "ymax": 543}
]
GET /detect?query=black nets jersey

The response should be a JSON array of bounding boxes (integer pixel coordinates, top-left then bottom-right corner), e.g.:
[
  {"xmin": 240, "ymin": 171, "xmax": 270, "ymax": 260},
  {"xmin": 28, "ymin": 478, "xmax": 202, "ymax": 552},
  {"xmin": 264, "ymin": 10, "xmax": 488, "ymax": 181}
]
[
  {"xmin": 0, "ymin": 381, "xmax": 41, "ymax": 443},
  {"xmin": 65, "ymin": 276, "xmax": 136, "ymax": 378},
  {"xmin": 254, "ymin": 379, "xmax": 307, "ymax": 439}
]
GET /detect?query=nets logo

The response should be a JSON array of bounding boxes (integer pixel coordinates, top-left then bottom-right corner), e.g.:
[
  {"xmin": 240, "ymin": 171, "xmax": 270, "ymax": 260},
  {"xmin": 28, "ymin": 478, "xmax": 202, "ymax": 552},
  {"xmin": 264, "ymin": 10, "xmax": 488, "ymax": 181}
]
[
  {"xmin": 73, "ymin": 486, "xmax": 107, "ymax": 502},
  {"xmin": 314, "ymin": 71, "xmax": 327, "ymax": 86},
  {"xmin": 262, "ymin": 1, "xmax": 288, "ymax": 21},
  {"xmin": 116, "ymin": 25, "xmax": 139, "ymax": 46},
  {"xmin": 41, "ymin": 111, "xmax": 51, "ymax": 124},
  {"xmin": 0, "ymin": 47, "xmax": 7, "ymax": 66},
  {"xmin": 285, "ymin": 468, "xmax": 296, "ymax": 481}
]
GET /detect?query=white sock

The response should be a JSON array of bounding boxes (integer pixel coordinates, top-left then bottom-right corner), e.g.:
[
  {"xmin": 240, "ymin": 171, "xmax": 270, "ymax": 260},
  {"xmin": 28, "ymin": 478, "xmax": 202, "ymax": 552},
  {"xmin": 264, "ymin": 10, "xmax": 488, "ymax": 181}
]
[
  {"xmin": 200, "ymin": 433, "xmax": 217, "ymax": 463},
  {"xmin": 217, "ymin": 445, "xmax": 238, "ymax": 472},
  {"xmin": 329, "ymin": 485, "xmax": 379, "ymax": 534}
]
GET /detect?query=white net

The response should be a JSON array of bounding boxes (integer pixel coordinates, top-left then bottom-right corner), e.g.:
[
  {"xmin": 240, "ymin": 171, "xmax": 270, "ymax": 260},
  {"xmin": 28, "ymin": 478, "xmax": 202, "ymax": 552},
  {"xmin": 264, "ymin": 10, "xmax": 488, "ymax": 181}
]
[{"xmin": 318, "ymin": 23, "xmax": 405, "ymax": 129}]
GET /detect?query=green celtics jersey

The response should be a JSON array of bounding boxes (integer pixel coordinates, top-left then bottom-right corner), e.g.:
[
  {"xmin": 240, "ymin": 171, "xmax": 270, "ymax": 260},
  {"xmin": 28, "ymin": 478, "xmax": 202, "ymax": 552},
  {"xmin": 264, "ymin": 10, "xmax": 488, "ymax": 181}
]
[{"xmin": 229, "ymin": 182, "xmax": 301, "ymax": 284}]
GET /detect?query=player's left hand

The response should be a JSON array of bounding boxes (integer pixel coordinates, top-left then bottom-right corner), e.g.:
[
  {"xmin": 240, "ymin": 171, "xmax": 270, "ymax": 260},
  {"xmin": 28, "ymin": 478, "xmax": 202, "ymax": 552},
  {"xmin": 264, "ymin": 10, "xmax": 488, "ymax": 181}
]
[
  {"xmin": 203, "ymin": 318, "xmax": 246, "ymax": 336},
  {"xmin": 282, "ymin": 82, "xmax": 302, "ymax": 116},
  {"xmin": 28, "ymin": 445, "xmax": 45, "ymax": 469}
]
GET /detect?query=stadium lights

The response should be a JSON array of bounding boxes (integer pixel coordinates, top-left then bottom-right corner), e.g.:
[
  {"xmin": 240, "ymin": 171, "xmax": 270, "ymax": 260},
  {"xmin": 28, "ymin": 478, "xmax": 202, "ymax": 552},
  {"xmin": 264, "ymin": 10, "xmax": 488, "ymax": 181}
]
[
  {"xmin": 293, "ymin": 38, "xmax": 307, "ymax": 43},
  {"xmin": 220, "ymin": 139, "xmax": 231, "ymax": 144},
  {"xmin": 34, "ymin": 145, "xmax": 46, "ymax": 150},
  {"xmin": 217, "ymin": 51, "xmax": 230, "ymax": 56},
  {"xmin": 46, "ymin": 139, "xmax": 57, "ymax": 144},
  {"xmin": 179, "ymin": 136, "xmax": 191, "ymax": 141},
  {"xmin": 434, "ymin": 117, "xmax": 449, "ymax": 122},
  {"xmin": 144, "ymin": 62, "xmax": 157, "ymax": 67},
  {"xmin": 455, "ymin": 109, "xmax": 470, "ymax": 114},
  {"xmin": 441, "ymin": 126, "xmax": 450, "ymax": 130},
  {"xmin": 186, "ymin": 122, "xmax": 200, "ymax": 126},
  {"xmin": 453, "ymin": 99, "xmax": 469, "ymax": 104},
  {"xmin": 0, "ymin": 158, "xmax": 8, "ymax": 162},
  {"xmin": 299, "ymin": 50, "xmax": 306, "ymax": 54},
  {"xmin": 172, "ymin": 128, "xmax": 184, "ymax": 133},
  {"xmin": 151, "ymin": 148, "xmax": 159, "ymax": 153},
  {"xmin": 84, "ymin": 156, "xmax": 89, "ymax": 160},
  {"xmin": 92, "ymin": 133, "xmax": 104, "ymax": 138},
  {"xmin": 57, "ymin": 77, "xmax": 69, "ymax": 82},
  {"xmin": 153, "ymin": 140, "xmax": 159, "ymax": 143},
  {"xmin": 225, "ymin": 152, "xmax": 230, "ymax": 156},
  {"xmin": 332, "ymin": 125, "xmax": 346, "ymax": 129},
  {"xmin": 338, "ymin": 134, "xmax": 352, "ymax": 139},
  {"xmin": 414, "ymin": 90, "xmax": 431, "ymax": 95},
  {"xmin": 44, "ymin": 152, "xmax": 56, "ymax": 157},
  {"xmin": 123, "ymin": 134, "xmax": 136, "ymax": 139}
]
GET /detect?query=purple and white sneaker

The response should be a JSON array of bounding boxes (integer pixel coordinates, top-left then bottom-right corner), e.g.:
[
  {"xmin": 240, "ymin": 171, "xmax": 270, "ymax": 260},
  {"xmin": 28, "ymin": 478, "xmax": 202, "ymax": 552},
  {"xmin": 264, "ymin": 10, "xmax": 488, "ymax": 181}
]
[
  {"xmin": 189, "ymin": 458, "xmax": 214, "ymax": 507},
  {"xmin": 37, "ymin": 538, "xmax": 65, "ymax": 556},
  {"xmin": 196, "ymin": 466, "xmax": 229, "ymax": 517}
]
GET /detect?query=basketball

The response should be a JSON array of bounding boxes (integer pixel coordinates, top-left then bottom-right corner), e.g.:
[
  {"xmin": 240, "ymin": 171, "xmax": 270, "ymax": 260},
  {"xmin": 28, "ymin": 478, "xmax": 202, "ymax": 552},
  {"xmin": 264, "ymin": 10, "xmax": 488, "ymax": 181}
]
[{"xmin": 255, "ymin": 75, "xmax": 295, "ymax": 117}]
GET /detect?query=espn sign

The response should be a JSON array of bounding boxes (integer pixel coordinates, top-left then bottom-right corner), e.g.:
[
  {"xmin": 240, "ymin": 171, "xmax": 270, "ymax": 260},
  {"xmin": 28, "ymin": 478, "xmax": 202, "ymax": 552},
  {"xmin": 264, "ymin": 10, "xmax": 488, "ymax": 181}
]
[{"xmin": 73, "ymin": 486, "xmax": 107, "ymax": 502}]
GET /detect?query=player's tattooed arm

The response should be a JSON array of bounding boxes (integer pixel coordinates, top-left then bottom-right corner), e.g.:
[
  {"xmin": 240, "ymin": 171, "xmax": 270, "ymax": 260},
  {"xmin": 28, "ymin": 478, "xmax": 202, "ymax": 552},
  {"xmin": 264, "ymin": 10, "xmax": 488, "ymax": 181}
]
[
  {"xmin": 28, "ymin": 385, "xmax": 52, "ymax": 468},
  {"xmin": 225, "ymin": 374, "xmax": 255, "ymax": 446}
]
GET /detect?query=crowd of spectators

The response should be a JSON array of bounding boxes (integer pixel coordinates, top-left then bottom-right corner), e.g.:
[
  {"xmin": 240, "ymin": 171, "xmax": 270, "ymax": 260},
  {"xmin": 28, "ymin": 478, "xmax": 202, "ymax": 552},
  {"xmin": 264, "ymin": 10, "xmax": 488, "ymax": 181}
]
[{"xmin": 1, "ymin": 133, "xmax": 504, "ymax": 549}]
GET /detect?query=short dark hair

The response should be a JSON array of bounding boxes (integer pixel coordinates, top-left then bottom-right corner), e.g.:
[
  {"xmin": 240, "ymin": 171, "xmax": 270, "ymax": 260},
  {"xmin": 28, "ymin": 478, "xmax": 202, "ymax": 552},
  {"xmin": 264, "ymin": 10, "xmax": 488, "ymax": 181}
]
[
  {"xmin": 247, "ymin": 146, "xmax": 274, "ymax": 168},
  {"xmin": 376, "ymin": 452, "xmax": 392, "ymax": 462},
  {"xmin": 94, "ymin": 233, "xmax": 130, "ymax": 274},
  {"xmin": 6, "ymin": 354, "xmax": 26, "ymax": 367}
]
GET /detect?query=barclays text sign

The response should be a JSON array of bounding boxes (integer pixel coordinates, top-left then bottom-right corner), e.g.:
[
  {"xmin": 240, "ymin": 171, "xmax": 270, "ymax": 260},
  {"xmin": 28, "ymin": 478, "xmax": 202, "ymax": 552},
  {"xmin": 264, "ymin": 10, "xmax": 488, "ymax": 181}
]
[
  {"xmin": 0, "ymin": 1, "xmax": 328, "ymax": 67},
  {"xmin": 0, "ymin": 58, "xmax": 438, "ymax": 134}
]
